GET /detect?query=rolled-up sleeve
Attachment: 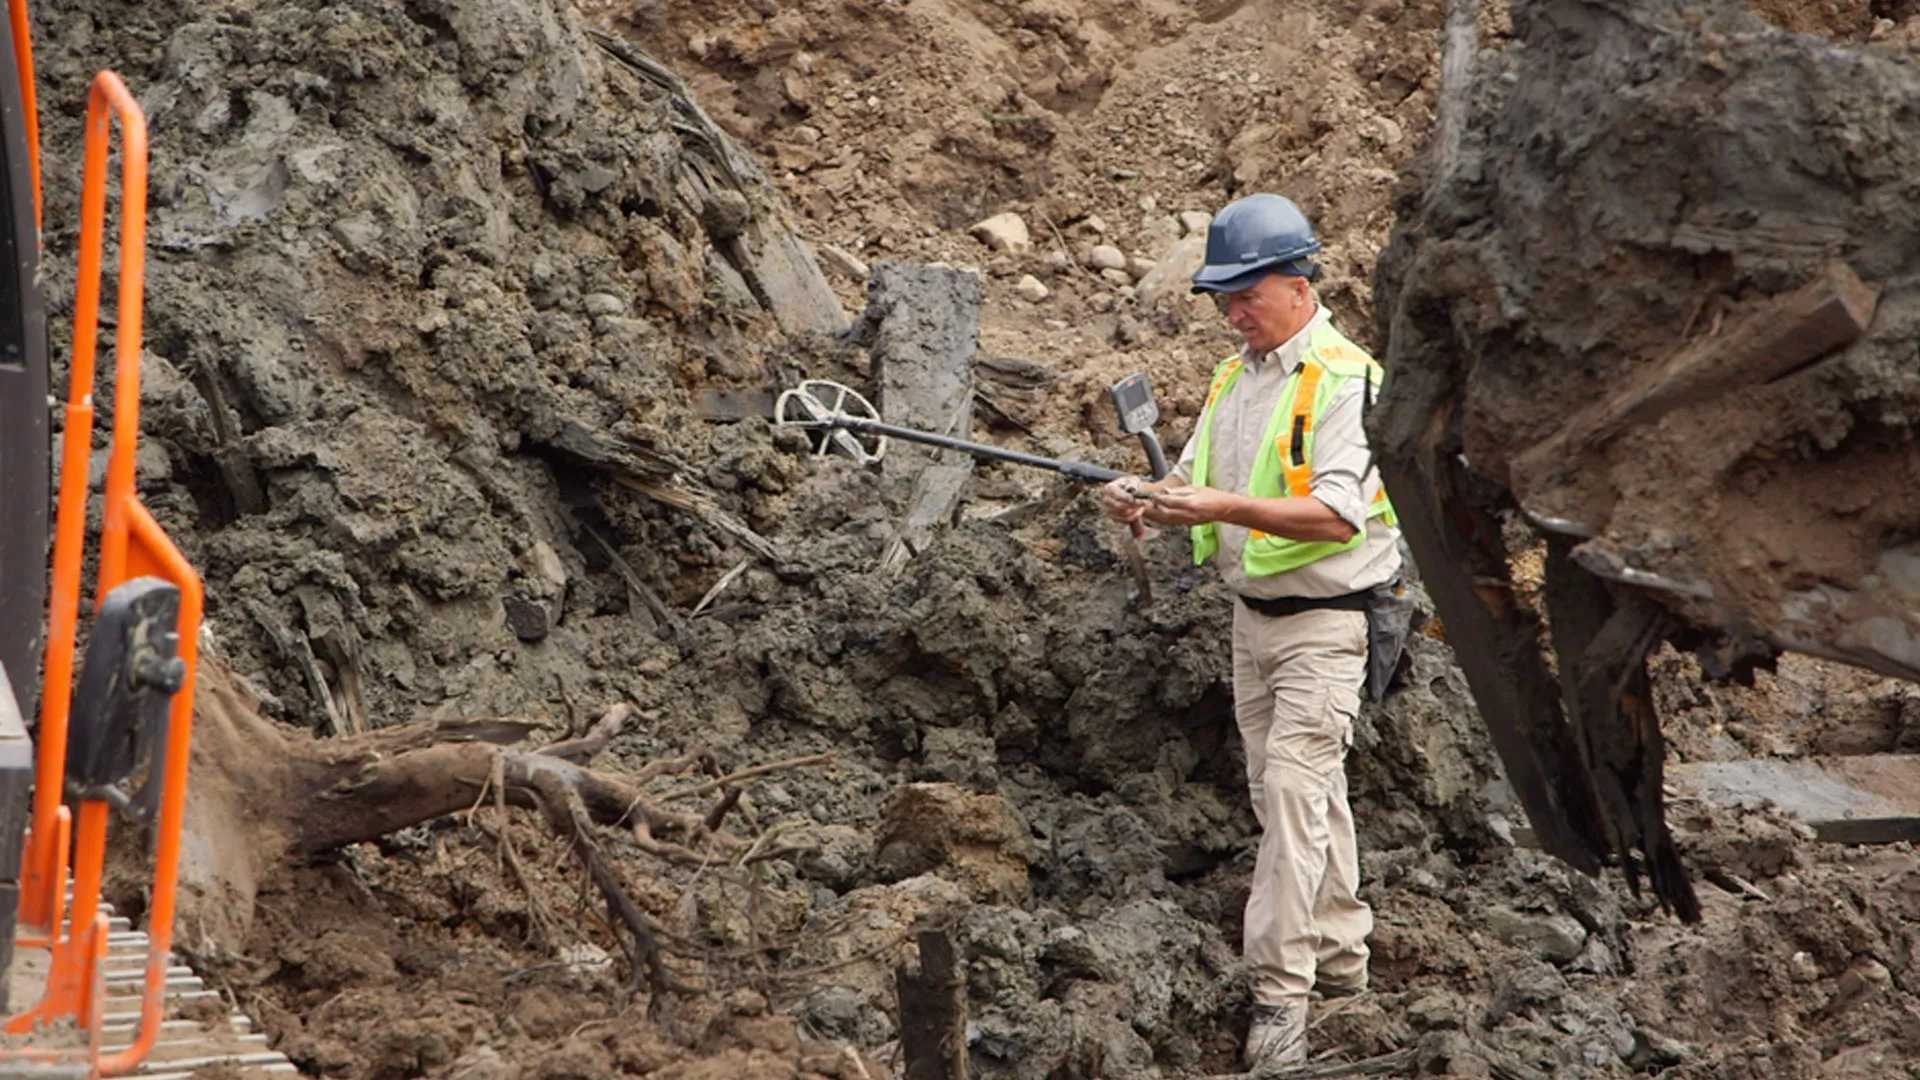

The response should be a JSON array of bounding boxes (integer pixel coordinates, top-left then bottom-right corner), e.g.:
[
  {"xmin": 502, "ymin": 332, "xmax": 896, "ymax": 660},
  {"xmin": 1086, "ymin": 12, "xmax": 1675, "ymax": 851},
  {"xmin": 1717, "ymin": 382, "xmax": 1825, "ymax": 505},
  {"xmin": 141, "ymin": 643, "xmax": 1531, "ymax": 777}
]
[
  {"xmin": 1171, "ymin": 421, "xmax": 1199, "ymax": 484},
  {"xmin": 1306, "ymin": 379, "xmax": 1373, "ymax": 532}
]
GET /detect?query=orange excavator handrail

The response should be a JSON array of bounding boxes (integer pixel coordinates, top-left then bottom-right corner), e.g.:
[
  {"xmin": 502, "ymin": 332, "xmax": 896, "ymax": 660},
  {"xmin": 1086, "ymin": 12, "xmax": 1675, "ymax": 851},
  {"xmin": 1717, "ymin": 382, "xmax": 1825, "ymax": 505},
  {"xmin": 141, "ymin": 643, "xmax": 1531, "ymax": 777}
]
[
  {"xmin": 7, "ymin": 70, "xmax": 197, "ymax": 1078},
  {"xmin": 6, "ymin": 0, "xmax": 40, "ymax": 228}
]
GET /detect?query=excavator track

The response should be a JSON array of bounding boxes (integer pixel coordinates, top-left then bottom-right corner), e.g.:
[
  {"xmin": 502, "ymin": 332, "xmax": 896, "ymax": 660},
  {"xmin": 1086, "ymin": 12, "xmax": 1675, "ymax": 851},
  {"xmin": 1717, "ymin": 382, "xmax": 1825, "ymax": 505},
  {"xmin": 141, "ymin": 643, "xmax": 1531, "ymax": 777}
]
[{"xmin": 8, "ymin": 898, "xmax": 297, "ymax": 1079}]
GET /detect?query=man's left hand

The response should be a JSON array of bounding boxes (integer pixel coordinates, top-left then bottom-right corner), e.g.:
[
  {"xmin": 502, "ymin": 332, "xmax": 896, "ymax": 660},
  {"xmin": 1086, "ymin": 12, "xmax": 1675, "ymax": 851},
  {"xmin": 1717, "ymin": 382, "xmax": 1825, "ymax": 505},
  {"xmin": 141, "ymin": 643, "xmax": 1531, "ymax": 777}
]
[{"xmin": 1146, "ymin": 484, "xmax": 1236, "ymax": 526}]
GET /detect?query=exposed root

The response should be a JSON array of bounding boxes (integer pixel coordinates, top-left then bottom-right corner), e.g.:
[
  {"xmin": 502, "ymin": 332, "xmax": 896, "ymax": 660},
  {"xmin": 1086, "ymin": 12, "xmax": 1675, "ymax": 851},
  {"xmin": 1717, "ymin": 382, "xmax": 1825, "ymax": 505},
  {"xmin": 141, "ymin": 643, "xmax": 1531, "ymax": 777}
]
[
  {"xmin": 522, "ymin": 758, "xmax": 699, "ymax": 1004},
  {"xmin": 661, "ymin": 752, "xmax": 835, "ymax": 802}
]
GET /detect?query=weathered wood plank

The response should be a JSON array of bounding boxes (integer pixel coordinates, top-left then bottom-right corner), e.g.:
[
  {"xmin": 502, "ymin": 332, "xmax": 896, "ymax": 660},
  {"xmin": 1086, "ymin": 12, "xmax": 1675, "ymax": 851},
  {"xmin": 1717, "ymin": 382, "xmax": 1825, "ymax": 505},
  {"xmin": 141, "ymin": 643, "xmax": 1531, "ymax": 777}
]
[
  {"xmin": 863, "ymin": 261, "xmax": 981, "ymax": 573},
  {"xmin": 896, "ymin": 928, "xmax": 968, "ymax": 1080}
]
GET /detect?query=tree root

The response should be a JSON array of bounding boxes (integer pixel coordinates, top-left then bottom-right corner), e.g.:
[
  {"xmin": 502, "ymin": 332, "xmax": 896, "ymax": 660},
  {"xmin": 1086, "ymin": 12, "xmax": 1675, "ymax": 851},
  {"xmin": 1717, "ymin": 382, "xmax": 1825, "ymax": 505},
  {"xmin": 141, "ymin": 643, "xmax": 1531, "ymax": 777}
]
[
  {"xmin": 189, "ymin": 658, "xmax": 833, "ymax": 999},
  {"xmin": 521, "ymin": 757, "xmax": 697, "ymax": 1001}
]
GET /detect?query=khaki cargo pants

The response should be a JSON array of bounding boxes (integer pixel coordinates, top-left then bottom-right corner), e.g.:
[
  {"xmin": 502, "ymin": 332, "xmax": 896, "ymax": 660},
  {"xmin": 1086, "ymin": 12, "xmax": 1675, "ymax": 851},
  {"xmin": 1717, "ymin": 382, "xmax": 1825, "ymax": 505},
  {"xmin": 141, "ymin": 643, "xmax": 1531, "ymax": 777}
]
[{"xmin": 1232, "ymin": 603, "xmax": 1373, "ymax": 1006}]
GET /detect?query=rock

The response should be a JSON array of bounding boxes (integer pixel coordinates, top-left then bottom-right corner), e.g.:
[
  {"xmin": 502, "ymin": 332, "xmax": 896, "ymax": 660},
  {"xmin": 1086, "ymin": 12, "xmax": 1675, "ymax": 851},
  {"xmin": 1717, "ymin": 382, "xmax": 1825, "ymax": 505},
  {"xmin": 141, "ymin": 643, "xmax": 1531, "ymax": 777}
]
[
  {"xmin": 1482, "ymin": 959, "xmax": 1569, "ymax": 1027},
  {"xmin": 1405, "ymin": 990, "xmax": 1471, "ymax": 1032},
  {"xmin": 1486, "ymin": 906, "xmax": 1588, "ymax": 963},
  {"xmin": 873, "ymin": 783, "xmax": 1033, "ymax": 902},
  {"xmin": 1140, "ymin": 215, "xmax": 1181, "ymax": 251},
  {"xmin": 969, "ymin": 211, "xmax": 1033, "ymax": 254},
  {"xmin": 1014, "ymin": 274, "xmax": 1050, "ymax": 303},
  {"xmin": 1099, "ymin": 267, "xmax": 1133, "ymax": 288},
  {"xmin": 1823, "ymin": 957, "xmax": 1893, "ymax": 1016},
  {"xmin": 1088, "ymin": 244, "xmax": 1127, "ymax": 272},
  {"xmin": 726, "ymin": 987, "xmax": 768, "ymax": 1016},
  {"xmin": 917, "ymin": 726, "xmax": 999, "ymax": 786},
  {"xmin": 799, "ymin": 824, "xmax": 872, "ymax": 892},
  {"xmin": 1082, "ymin": 214, "xmax": 1110, "ymax": 235},
  {"xmin": 790, "ymin": 874, "xmax": 969, "ymax": 1047},
  {"xmin": 1135, "ymin": 233, "xmax": 1208, "ymax": 310},
  {"xmin": 531, "ymin": 541, "xmax": 569, "ymax": 592},
  {"xmin": 1127, "ymin": 255, "xmax": 1156, "ymax": 281},
  {"xmin": 1089, "ymin": 292, "xmax": 1117, "ymax": 313},
  {"xmin": 1789, "ymin": 950, "xmax": 1820, "ymax": 984},
  {"xmin": 582, "ymin": 291, "xmax": 624, "ymax": 317},
  {"xmin": 446, "ymin": 1046, "xmax": 522, "ymax": 1080},
  {"xmin": 502, "ymin": 592, "xmax": 550, "ymax": 642},
  {"xmin": 792, "ymin": 124, "xmax": 822, "ymax": 145},
  {"xmin": 1177, "ymin": 210, "xmax": 1212, "ymax": 237},
  {"xmin": 1415, "ymin": 1032, "xmax": 1492, "ymax": 1079},
  {"xmin": 817, "ymin": 243, "xmax": 871, "ymax": 282},
  {"xmin": 1627, "ymin": 1027, "xmax": 1690, "ymax": 1070}
]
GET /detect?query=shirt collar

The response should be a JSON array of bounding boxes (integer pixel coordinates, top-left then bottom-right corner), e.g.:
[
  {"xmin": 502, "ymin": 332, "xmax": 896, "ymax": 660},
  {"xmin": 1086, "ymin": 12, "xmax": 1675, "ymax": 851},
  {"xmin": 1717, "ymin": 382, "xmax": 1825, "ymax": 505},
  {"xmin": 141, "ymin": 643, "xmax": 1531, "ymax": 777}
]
[{"xmin": 1243, "ymin": 303, "xmax": 1331, "ymax": 375}]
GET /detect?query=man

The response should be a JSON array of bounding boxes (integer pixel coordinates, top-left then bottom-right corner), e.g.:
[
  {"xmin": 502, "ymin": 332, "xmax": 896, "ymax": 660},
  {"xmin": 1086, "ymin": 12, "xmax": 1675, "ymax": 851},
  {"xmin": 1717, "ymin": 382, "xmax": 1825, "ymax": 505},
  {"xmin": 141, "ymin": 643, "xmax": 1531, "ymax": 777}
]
[{"xmin": 1100, "ymin": 193, "xmax": 1402, "ymax": 1068}]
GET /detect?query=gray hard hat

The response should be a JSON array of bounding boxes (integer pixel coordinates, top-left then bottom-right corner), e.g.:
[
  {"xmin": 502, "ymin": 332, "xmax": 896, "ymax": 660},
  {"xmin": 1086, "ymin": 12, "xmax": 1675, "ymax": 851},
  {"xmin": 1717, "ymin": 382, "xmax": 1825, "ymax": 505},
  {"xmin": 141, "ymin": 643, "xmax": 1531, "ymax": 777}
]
[{"xmin": 1190, "ymin": 193, "xmax": 1322, "ymax": 294}]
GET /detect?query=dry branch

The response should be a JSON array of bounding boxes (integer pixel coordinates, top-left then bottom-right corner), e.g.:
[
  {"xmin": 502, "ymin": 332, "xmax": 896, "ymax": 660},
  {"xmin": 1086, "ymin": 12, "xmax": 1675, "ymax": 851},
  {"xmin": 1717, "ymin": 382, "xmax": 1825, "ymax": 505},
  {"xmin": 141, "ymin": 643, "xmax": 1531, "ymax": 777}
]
[
  {"xmin": 661, "ymin": 752, "xmax": 834, "ymax": 802},
  {"xmin": 541, "ymin": 703, "xmax": 642, "ymax": 764}
]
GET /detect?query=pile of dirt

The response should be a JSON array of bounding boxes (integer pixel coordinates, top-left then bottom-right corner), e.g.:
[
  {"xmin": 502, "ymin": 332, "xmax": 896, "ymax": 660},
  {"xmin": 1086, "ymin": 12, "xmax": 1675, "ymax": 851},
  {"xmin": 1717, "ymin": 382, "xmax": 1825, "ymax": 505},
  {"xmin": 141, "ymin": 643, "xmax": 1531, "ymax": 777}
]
[
  {"xmin": 584, "ymin": 0, "xmax": 1473, "ymax": 459},
  {"xmin": 25, "ymin": 0, "xmax": 1920, "ymax": 1077}
]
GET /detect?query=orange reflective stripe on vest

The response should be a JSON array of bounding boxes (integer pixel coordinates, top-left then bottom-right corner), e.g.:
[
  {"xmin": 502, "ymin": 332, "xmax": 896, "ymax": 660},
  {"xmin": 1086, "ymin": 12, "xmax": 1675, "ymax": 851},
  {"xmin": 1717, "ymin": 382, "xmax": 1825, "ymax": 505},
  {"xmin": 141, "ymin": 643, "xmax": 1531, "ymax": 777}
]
[
  {"xmin": 1206, "ymin": 359, "xmax": 1243, "ymax": 410},
  {"xmin": 1279, "ymin": 362, "xmax": 1324, "ymax": 498}
]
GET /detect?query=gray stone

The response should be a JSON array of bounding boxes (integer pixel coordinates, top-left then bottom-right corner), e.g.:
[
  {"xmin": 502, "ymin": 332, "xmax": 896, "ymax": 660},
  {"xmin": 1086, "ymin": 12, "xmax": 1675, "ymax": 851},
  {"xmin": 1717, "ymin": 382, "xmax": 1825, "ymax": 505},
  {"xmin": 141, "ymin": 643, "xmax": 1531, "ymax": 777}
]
[
  {"xmin": 1135, "ymin": 233, "xmax": 1208, "ymax": 311},
  {"xmin": 799, "ymin": 823, "xmax": 871, "ymax": 892},
  {"xmin": 1486, "ymin": 906, "xmax": 1588, "ymax": 963},
  {"xmin": 581, "ymin": 292, "xmax": 624, "ymax": 316},
  {"xmin": 1177, "ymin": 210, "xmax": 1212, "ymax": 237},
  {"xmin": 1406, "ymin": 990, "xmax": 1471, "ymax": 1032},
  {"xmin": 1088, "ymin": 244, "xmax": 1127, "ymax": 272}
]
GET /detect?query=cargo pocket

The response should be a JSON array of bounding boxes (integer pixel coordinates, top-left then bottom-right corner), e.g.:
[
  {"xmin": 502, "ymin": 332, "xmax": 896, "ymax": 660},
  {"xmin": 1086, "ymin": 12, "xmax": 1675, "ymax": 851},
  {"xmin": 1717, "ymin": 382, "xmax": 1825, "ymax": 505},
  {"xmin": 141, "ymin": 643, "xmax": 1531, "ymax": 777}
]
[{"xmin": 1271, "ymin": 682, "xmax": 1349, "ymax": 787}]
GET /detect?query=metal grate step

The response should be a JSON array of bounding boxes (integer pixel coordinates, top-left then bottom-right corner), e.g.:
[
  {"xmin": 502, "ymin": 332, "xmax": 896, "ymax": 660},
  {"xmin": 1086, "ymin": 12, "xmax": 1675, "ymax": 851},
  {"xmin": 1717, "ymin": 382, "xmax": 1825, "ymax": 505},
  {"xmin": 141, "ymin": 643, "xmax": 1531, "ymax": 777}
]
[{"xmin": 20, "ymin": 896, "xmax": 298, "ymax": 1078}]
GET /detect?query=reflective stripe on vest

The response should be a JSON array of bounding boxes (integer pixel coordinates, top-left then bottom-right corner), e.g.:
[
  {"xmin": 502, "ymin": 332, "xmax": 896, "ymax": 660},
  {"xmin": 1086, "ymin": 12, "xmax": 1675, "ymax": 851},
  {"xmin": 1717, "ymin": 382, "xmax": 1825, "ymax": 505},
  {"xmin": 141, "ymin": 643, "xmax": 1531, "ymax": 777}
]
[
  {"xmin": 1250, "ymin": 361, "xmax": 1327, "ymax": 542},
  {"xmin": 1189, "ymin": 323, "xmax": 1396, "ymax": 577}
]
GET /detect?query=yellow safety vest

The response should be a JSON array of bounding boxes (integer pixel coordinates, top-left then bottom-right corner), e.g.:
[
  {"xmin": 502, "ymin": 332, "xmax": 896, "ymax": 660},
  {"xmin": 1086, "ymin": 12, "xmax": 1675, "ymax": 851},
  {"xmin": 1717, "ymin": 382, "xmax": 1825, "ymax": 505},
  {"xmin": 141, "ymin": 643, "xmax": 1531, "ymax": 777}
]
[{"xmin": 1188, "ymin": 323, "xmax": 1396, "ymax": 577}]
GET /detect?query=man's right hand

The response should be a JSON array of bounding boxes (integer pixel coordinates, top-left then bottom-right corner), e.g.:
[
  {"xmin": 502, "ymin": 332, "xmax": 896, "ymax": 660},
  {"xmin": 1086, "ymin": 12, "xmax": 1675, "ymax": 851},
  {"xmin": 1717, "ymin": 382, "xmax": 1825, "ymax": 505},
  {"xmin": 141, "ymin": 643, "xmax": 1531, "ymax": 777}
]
[{"xmin": 1101, "ymin": 477, "xmax": 1150, "ymax": 525}]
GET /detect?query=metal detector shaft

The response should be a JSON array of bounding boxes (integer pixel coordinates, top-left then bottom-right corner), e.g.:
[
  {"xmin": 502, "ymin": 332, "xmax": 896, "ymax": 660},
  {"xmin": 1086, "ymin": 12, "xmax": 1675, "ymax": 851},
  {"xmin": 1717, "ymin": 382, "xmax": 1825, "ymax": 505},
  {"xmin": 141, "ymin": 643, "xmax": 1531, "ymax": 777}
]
[{"xmin": 804, "ymin": 416, "xmax": 1126, "ymax": 484}]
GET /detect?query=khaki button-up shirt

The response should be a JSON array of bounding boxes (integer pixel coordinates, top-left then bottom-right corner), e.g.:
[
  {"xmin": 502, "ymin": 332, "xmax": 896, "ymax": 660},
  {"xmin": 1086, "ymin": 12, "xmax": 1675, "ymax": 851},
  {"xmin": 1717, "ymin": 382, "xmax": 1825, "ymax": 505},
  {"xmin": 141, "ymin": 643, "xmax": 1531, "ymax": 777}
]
[{"xmin": 1173, "ymin": 305, "xmax": 1402, "ymax": 600}]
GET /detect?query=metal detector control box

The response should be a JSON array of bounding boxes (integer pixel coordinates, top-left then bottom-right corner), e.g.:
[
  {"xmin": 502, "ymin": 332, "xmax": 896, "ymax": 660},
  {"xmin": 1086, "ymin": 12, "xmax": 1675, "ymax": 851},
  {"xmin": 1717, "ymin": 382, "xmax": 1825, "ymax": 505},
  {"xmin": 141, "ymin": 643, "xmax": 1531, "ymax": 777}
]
[
  {"xmin": 1109, "ymin": 373, "xmax": 1169, "ymax": 480},
  {"xmin": 1110, "ymin": 372, "xmax": 1158, "ymax": 435}
]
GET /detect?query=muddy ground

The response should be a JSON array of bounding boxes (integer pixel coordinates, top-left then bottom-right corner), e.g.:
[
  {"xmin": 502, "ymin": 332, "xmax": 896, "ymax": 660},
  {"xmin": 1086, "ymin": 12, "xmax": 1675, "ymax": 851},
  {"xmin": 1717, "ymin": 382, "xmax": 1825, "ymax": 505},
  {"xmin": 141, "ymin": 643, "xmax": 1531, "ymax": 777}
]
[{"xmin": 27, "ymin": 0, "xmax": 1920, "ymax": 1077}]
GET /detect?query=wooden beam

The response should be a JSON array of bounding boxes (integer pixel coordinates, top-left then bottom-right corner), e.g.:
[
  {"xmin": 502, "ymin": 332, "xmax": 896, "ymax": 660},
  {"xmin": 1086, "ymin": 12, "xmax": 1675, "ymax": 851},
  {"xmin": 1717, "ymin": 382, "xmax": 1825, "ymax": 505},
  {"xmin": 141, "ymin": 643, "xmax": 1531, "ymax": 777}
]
[
  {"xmin": 896, "ymin": 928, "xmax": 968, "ymax": 1080},
  {"xmin": 1372, "ymin": 368, "xmax": 1612, "ymax": 875}
]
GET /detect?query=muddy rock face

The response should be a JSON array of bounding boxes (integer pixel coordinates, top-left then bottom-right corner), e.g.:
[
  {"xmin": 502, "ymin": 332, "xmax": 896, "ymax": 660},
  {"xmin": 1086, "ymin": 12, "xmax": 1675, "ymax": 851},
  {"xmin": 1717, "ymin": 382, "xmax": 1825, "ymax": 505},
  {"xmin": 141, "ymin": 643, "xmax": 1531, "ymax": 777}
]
[{"xmin": 38, "ymin": 0, "xmax": 844, "ymax": 732}]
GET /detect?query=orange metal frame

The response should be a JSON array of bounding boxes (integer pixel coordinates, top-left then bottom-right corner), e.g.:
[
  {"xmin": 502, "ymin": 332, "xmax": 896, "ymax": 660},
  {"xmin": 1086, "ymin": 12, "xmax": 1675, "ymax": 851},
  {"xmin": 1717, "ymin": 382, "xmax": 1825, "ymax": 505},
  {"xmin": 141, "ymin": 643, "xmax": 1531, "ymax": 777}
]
[
  {"xmin": 5, "ymin": 71, "xmax": 201, "ymax": 1079},
  {"xmin": 5, "ymin": 0, "xmax": 39, "ymax": 228}
]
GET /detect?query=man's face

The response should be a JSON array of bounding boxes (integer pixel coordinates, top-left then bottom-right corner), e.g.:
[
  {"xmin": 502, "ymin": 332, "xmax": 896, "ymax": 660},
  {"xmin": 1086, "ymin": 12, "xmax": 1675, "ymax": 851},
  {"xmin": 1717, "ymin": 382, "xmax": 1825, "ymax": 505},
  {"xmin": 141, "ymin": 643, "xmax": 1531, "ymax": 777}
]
[{"xmin": 1214, "ymin": 273, "xmax": 1312, "ymax": 355}]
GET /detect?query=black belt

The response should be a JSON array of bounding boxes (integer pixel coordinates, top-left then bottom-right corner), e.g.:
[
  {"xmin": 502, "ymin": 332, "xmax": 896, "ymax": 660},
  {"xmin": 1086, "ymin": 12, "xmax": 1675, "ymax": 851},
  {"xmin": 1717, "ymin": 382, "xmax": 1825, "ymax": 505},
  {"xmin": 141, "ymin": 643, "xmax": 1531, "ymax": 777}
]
[{"xmin": 1237, "ymin": 590, "xmax": 1371, "ymax": 618}]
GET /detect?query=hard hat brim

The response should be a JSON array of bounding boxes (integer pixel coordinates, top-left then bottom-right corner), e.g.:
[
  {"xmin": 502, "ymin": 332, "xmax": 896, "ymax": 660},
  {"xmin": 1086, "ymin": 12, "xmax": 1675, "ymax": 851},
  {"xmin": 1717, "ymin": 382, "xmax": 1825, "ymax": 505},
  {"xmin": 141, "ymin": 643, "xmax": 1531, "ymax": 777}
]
[{"xmin": 1189, "ymin": 263, "xmax": 1276, "ymax": 295}]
